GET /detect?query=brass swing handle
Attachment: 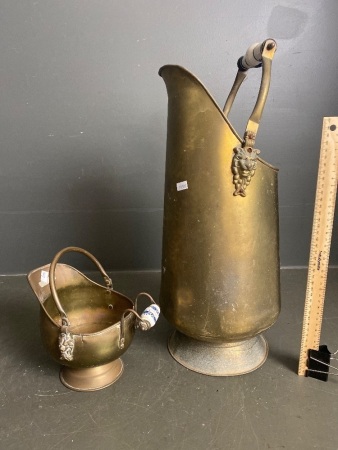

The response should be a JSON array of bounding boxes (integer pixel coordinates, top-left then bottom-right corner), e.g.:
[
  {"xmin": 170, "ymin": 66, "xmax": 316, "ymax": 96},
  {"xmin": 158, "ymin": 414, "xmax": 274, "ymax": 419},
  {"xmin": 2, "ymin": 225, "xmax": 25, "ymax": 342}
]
[
  {"xmin": 49, "ymin": 246, "xmax": 113, "ymax": 328},
  {"xmin": 223, "ymin": 39, "xmax": 277, "ymax": 147},
  {"xmin": 118, "ymin": 292, "xmax": 160, "ymax": 349}
]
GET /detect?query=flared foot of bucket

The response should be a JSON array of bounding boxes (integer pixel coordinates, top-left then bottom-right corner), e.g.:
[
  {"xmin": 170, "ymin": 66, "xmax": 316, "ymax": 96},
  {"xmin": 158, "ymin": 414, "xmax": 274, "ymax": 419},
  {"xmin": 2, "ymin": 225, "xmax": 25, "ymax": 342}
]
[
  {"xmin": 168, "ymin": 331, "xmax": 268, "ymax": 376},
  {"xmin": 60, "ymin": 358, "xmax": 124, "ymax": 391}
]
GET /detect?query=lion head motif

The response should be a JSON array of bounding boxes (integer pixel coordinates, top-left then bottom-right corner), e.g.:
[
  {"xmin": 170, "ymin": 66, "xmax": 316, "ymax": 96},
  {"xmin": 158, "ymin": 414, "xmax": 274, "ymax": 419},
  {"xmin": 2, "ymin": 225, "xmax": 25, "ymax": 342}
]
[{"xmin": 232, "ymin": 146, "xmax": 260, "ymax": 197}]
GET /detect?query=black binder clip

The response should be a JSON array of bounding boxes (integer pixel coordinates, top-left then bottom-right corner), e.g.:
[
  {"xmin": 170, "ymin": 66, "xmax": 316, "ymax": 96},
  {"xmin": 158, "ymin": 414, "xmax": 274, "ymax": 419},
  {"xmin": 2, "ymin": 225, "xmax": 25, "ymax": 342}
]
[{"xmin": 307, "ymin": 345, "xmax": 336, "ymax": 381}]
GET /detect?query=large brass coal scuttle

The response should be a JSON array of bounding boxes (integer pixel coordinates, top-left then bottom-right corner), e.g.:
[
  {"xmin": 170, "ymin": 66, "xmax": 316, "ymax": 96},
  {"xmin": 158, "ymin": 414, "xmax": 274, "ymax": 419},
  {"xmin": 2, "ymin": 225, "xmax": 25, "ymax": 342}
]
[{"xmin": 159, "ymin": 39, "xmax": 280, "ymax": 375}]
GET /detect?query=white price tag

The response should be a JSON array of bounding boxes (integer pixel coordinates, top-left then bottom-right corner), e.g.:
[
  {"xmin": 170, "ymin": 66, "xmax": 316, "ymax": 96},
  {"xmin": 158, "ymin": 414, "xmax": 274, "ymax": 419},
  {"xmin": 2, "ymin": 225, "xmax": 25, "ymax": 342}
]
[
  {"xmin": 176, "ymin": 180, "xmax": 188, "ymax": 191},
  {"xmin": 39, "ymin": 270, "xmax": 49, "ymax": 288}
]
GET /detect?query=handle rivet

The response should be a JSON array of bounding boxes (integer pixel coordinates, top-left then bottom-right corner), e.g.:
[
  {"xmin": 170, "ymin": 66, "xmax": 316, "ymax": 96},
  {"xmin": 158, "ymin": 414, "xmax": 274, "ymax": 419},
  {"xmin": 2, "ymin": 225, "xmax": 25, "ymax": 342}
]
[{"xmin": 267, "ymin": 42, "xmax": 275, "ymax": 51}]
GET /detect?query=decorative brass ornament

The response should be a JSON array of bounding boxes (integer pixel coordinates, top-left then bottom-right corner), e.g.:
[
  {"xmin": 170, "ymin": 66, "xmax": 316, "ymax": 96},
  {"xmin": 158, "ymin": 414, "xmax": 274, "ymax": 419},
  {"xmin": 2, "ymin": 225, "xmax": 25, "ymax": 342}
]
[
  {"xmin": 232, "ymin": 145, "xmax": 260, "ymax": 196},
  {"xmin": 28, "ymin": 247, "xmax": 160, "ymax": 391},
  {"xmin": 58, "ymin": 326, "xmax": 75, "ymax": 361},
  {"xmin": 159, "ymin": 39, "xmax": 280, "ymax": 376}
]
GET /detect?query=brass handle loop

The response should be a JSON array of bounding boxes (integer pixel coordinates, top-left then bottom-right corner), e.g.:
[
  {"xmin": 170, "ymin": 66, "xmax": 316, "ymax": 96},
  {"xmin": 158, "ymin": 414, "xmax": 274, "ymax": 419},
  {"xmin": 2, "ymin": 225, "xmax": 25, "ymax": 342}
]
[
  {"xmin": 119, "ymin": 293, "xmax": 158, "ymax": 349},
  {"xmin": 223, "ymin": 39, "xmax": 277, "ymax": 146},
  {"xmin": 49, "ymin": 246, "xmax": 112, "ymax": 327},
  {"xmin": 134, "ymin": 292, "xmax": 157, "ymax": 312},
  {"xmin": 119, "ymin": 309, "xmax": 142, "ymax": 350}
]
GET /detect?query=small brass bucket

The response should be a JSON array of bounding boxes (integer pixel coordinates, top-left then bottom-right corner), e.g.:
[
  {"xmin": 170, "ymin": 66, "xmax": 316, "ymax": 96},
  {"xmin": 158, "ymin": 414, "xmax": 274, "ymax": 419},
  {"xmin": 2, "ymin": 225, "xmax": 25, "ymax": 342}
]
[
  {"xmin": 159, "ymin": 40, "xmax": 280, "ymax": 375},
  {"xmin": 27, "ymin": 247, "xmax": 159, "ymax": 391}
]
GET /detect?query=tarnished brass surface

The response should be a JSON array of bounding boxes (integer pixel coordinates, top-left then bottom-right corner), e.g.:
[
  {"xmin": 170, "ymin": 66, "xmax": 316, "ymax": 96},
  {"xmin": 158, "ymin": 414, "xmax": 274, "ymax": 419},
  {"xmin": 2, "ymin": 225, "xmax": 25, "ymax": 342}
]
[
  {"xmin": 159, "ymin": 40, "xmax": 280, "ymax": 374},
  {"xmin": 28, "ymin": 262, "xmax": 135, "ymax": 390},
  {"xmin": 60, "ymin": 359, "xmax": 124, "ymax": 392},
  {"xmin": 27, "ymin": 247, "xmax": 157, "ymax": 391}
]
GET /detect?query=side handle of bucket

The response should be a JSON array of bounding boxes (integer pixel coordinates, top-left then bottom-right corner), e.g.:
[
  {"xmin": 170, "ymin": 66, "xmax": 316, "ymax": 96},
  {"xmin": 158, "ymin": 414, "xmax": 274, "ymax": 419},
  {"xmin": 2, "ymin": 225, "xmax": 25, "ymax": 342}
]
[
  {"xmin": 223, "ymin": 39, "xmax": 277, "ymax": 197},
  {"xmin": 223, "ymin": 39, "xmax": 277, "ymax": 149},
  {"xmin": 49, "ymin": 246, "xmax": 113, "ymax": 361},
  {"xmin": 119, "ymin": 293, "xmax": 160, "ymax": 349}
]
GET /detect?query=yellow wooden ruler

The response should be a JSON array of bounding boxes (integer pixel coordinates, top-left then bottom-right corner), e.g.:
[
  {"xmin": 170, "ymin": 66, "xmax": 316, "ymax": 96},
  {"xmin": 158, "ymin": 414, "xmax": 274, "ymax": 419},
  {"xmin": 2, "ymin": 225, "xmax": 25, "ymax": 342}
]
[{"xmin": 298, "ymin": 117, "xmax": 338, "ymax": 376}]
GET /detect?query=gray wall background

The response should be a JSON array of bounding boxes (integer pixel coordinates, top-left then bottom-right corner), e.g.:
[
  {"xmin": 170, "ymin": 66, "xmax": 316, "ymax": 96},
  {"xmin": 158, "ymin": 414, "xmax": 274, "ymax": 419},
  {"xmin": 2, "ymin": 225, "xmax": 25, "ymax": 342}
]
[{"xmin": 1, "ymin": 0, "xmax": 338, "ymax": 274}]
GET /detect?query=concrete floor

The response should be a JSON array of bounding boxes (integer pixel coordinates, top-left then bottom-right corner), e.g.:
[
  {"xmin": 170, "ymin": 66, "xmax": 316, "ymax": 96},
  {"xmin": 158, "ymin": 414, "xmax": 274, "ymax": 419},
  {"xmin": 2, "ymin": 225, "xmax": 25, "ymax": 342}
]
[{"xmin": 1, "ymin": 269, "xmax": 338, "ymax": 450}]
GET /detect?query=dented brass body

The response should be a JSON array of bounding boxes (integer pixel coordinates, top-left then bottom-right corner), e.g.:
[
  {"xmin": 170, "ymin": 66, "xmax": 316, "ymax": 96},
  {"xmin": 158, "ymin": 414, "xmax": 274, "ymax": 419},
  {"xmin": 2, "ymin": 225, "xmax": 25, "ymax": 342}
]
[
  {"xmin": 159, "ymin": 40, "xmax": 280, "ymax": 375},
  {"xmin": 28, "ymin": 247, "xmax": 153, "ymax": 390}
]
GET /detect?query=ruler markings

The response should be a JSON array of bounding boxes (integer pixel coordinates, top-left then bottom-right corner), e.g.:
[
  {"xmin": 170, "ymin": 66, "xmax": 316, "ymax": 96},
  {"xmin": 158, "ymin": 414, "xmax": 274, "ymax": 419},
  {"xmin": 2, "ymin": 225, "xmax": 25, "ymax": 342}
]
[{"xmin": 298, "ymin": 117, "xmax": 338, "ymax": 376}]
